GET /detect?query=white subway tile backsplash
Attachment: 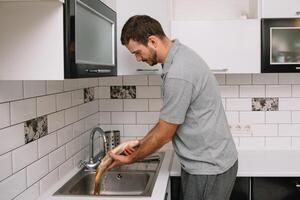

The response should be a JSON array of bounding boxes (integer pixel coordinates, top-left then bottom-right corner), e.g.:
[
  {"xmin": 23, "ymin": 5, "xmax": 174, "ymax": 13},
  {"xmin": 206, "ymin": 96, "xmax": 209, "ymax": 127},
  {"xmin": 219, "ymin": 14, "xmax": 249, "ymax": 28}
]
[
  {"xmin": 0, "ymin": 169, "xmax": 26, "ymax": 200},
  {"xmin": 99, "ymin": 112, "xmax": 111, "ymax": 124},
  {"xmin": 26, "ymin": 155, "xmax": 49, "ymax": 186},
  {"xmin": 136, "ymin": 86, "xmax": 161, "ymax": 98},
  {"xmin": 266, "ymin": 111, "xmax": 291, "ymax": 123},
  {"xmin": 71, "ymin": 90, "xmax": 84, "ymax": 106},
  {"xmin": 78, "ymin": 101, "xmax": 98, "ymax": 119},
  {"xmin": 240, "ymin": 112, "xmax": 265, "ymax": 124},
  {"xmin": 73, "ymin": 120, "xmax": 85, "ymax": 137},
  {"xmin": 225, "ymin": 111, "xmax": 239, "ymax": 124},
  {"xmin": 46, "ymin": 81, "xmax": 64, "ymax": 95},
  {"xmin": 57, "ymin": 125, "xmax": 73, "ymax": 146},
  {"xmin": 37, "ymin": 95, "xmax": 56, "ymax": 116},
  {"xmin": 252, "ymin": 124, "xmax": 278, "ymax": 136},
  {"xmin": 63, "ymin": 80, "xmax": 79, "ymax": 92},
  {"xmin": 266, "ymin": 85, "xmax": 291, "ymax": 97},
  {"xmin": 292, "ymin": 85, "xmax": 300, "ymax": 97},
  {"xmin": 99, "ymin": 99, "xmax": 123, "ymax": 111},
  {"xmin": 0, "ymin": 152, "xmax": 12, "ymax": 182},
  {"xmin": 292, "ymin": 112, "xmax": 300, "ymax": 123},
  {"xmin": 10, "ymin": 98, "xmax": 36, "ymax": 125},
  {"xmin": 12, "ymin": 141, "xmax": 38, "ymax": 173},
  {"xmin": 124, "ymin": 125, "xmax": 148, "ymax": 137},
  {"xmin": 123, "ymin": 75, "xmax": 148, "ymax": 85},
  {"xmin": 149, "ymin": 99, "xmax": 163, "ymax": 111},
  {"xmin": 240, "ymin": 85, "xmax": 265, "ymax": 97},
  {"xmin": 38, "ymin": 132, "xmax": 57, "ymax": 158},
  {"xmin": 124, "ymin": 99, "xmax": 148, "ymax": 111},
  {"xmin": 65, "ymin": 106, "xmax": 79, "ymax": 125},
  {"xmin": 23, "ymin": 81, "xmax": 46, "ymax": 98},
  {"xmin": 66, "ymin": 137, "xmax": 81, "ymax": 159},
  {"xmin": 279, "ymin": 73, "xmax": 300, "ymax": 84},
  {"xmin": 0, "ymin": 103, "xmax": 10, "ymax": 128},
  {"xmin": 226, "ymin": 74, "xmax": 252, "ymax": 85},
  {"xmin": 85, "ymin": 113, "xmax": 99, "ymax": 131},
  {"xmin": 279, "ymin": 98, "xmax": 300, "ymax": 110},
  {"xmin": 0, "ymin": 124, "xmax": 24, "ymax": 155},
  {"xmin": 59, "ymin": 158, "xmax": 74, "ymax": 179},
  {"xmin": 14, "ymin": 182, "xmax": 39, "ymax": 200},
  {"xmin": 80, "ymin": 131, "xmax": 90, "ymax": 149},
  {"xmin": 214, "ymin": 74, "xmax": 226, "ymax": 85},
  {"xmin": 56, "ymin": 92, "xmax": 72, "ymax": 111},
  {"xmin": 49, "ymin": 146, "xmax": 66, "ymax": 171},
  {"xmin": 219, "ymin": 86, "xmax": 239, "ymax": 97},
  {"xmin": 98, "ymin": 76, "xmax": 122, "ymax": 86},
  {"xmin": 148, "ymin": 75, "xmax": 162, "ymax": 86},
  {"xmin": 0, "ymin": 81, "xmax": 23, "ymax": 103},
  {"xmin": 226, "ymin": 98, "xmax": 251, "ymax": 111},
  {"xmin": 239, "ymin": 137, "xmax": 265, "ymax": 149},
  {"xmin": 266, "ymin": 137, "xmax": 291, "ymax": 149},
  {"xmin": 39, "ymin": 168, "xmax": 59, "ymax": 194},
  {"xmin": 292, "ymin": 137, "xmax": 300, "ymax": 149},
  {"xmin": 78, "ymin": 78, "xmax": 98, "ymax": 89},
  {"xmin": 137, "ymin": 112, "xmax": 159, "ymax": 124},
  {"xmin": 252, "ymin": 74, "xmax": 278, "ymax": 84},
  {"xmin": 111, "ymin": 112, "xmax": 136, "ymax": 124},
  {"xmin": 99, "ymin": 87, "xmax": 111, "ymax": 99},
  {"xmin": 279, "ymin": 124, "xmax": 300, "ymax": 136},
  {"xmin": 47, "ymin": 111, "xmax": 65, "ymax": 133}
]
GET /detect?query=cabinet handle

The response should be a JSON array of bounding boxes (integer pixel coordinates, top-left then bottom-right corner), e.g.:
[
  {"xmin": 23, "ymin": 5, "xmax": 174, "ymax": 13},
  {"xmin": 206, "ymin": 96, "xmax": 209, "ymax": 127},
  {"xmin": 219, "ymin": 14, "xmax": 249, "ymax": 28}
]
[
  {"xmin": 137, "ymin": 69, "xmax": 159, "ymax": 72},
  {"xmin": 296, "ymin": 11, "xmax": 300, "ymax": 15},
  {"xmin": 85, "ymin": 69, "xmax": 112, "ymax": 73},
  {"xmin": 296, "ymin": 183, "xmax": 300, "ymax": 188},
  {"xmin": 210, "ymin": 68, "xmax": 229, "ymax": 72}
]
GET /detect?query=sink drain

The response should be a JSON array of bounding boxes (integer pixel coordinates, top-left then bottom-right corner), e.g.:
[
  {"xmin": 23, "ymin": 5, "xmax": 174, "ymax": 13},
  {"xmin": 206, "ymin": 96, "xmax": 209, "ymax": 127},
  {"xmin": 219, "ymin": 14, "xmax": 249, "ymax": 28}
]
[{"xmin": 116, "ymin": 173, "xmax": 122, "ymax": 180}]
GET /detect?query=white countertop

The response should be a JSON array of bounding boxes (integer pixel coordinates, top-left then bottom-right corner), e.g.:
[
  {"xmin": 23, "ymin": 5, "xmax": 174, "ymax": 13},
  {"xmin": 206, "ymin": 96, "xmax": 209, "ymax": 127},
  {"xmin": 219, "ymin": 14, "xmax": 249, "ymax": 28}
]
[
  {"xmin": 171, "ymin": 149, "xmax": 300, "ymax": 177},
  {"xmin": 38, "ymin": 150, "xmax": 173, "ymax": 200}
]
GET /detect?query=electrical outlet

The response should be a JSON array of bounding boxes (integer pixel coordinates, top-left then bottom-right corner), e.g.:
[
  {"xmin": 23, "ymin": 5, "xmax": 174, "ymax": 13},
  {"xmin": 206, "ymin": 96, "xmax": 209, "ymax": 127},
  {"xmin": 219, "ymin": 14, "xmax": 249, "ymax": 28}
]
[{"xmin": 230, "ymin": 124, "xmax": 252, "ymax": 135}]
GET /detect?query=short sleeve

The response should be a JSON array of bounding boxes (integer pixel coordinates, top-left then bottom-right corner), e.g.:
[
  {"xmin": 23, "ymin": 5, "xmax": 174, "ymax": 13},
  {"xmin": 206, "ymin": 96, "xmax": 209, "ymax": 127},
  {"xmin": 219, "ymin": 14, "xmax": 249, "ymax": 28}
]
[{"xmin": 159, "ymin": 78, "xmax": 194, "ymax": 125}]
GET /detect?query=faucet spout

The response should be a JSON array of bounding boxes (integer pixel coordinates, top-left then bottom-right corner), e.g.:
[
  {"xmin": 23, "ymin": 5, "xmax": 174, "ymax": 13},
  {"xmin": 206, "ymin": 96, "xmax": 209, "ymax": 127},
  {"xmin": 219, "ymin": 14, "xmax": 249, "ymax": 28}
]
[{"xmin": 86, "ymin": 127, "xmax": 107, "ymax": 170}]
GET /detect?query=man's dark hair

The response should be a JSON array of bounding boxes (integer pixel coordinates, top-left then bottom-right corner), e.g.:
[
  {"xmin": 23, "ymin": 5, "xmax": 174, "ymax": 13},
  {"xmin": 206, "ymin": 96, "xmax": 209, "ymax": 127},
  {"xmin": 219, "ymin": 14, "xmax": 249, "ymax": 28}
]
[{"xmin": 121, "ymin": 15, "xmax": 166, "ymax": 46}]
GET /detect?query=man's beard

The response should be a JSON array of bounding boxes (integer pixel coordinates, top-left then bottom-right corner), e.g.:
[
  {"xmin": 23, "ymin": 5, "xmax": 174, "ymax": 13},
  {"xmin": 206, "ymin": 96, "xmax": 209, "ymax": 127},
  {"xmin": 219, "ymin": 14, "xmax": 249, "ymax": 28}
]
[{"xmin": 145, "ymin": 48, "xmax": 158, "ymax": 66}]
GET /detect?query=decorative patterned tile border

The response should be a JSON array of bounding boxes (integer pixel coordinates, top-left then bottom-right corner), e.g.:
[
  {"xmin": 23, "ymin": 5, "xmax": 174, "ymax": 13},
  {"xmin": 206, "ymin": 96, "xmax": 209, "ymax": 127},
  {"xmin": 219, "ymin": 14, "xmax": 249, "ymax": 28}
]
[
  {"xmin": 110, "ymin": 86, "xmax": 136, "ymax": 99},
  {"xmin": 252, "ymin": 97, "xmax": 279, "ymax": 111},
  {"xmin": 84, "ymin": 87, "xmax": 95, "ymax": 103},
  {"xmin": 24, "ymin": 116, "xmax": 47, "ymax": 144}
]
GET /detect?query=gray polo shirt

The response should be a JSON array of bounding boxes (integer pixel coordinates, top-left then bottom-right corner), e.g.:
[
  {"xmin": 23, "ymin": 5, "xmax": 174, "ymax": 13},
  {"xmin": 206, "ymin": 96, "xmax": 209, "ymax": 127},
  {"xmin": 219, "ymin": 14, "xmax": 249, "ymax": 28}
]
[{"xmin": 160, "ymin": 39, "xmax": 238, "ymax": 175}]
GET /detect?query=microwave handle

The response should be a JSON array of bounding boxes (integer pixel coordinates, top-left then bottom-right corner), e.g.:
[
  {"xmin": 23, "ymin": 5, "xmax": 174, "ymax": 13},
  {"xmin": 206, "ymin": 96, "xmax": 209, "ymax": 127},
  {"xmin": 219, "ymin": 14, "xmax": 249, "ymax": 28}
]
[
  {"xmin": 136, "ymin": 69, "xmax": 159, "ymax": 72},
  {"xmin": 85, "ymin": 69, "xmax": 112, "ymax": 73},
  {"xmin": 210, "ymin": 68, "xmax": 229, "ymax": 72}
]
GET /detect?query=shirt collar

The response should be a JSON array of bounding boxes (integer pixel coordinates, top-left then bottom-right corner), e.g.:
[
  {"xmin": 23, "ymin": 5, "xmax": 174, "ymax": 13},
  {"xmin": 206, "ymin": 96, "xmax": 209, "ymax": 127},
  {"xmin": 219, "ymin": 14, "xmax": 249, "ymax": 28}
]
[{"xmin": 162, "ymin": 39, "xmax": 181, "ymax": 74}]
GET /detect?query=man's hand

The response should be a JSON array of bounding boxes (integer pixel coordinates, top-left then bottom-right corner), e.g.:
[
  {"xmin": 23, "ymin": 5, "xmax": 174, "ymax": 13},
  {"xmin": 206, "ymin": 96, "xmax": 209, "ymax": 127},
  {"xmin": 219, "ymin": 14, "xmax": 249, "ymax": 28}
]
[{"xmin": 106, "ymin": 151, "xmax": 135, "ymax": 171}]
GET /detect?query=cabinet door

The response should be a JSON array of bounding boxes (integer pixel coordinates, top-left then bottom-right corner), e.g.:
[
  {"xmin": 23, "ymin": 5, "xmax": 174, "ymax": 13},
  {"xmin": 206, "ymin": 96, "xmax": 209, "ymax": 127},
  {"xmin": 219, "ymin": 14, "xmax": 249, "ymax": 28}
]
[
  {"xmin": 261, "ymin": 0, "xmax": 300, "ymax": 18},
  {"xmin": 230, "ymin": 177, "xmax": 250, "ymax": 200},
  {"xmin": 171, "ymin": 19, "xmax": 260, "ymax": 73},
  {"xmin": 0, "ymin": 1, "xmax": 64, "ymax": 80},
  {"xmin": 116, "ymin": 0, "xmax": 171, "ymax": 75},
  {"xmin": 171, "ymin": 177, "xmax": 182, "ymax": 200},
  {"xmin": 252, "ymin": 177, "xmax": 300, "ymax": 200}
]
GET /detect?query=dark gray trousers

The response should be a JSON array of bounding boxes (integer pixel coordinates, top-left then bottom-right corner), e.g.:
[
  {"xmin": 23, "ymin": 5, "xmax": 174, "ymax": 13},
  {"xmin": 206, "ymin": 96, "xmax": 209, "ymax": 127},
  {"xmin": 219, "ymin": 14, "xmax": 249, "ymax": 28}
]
[{"xmin": 180, "ymin": 160, "xmax": 238, "ymax": 200}]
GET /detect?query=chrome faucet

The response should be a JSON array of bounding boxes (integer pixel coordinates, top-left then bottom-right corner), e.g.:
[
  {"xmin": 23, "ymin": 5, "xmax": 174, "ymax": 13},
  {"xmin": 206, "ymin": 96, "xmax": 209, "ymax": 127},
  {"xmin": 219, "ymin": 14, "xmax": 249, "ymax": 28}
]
[{"xmin": 81, "ymin": 127, "xmax": 107, "ymax": 170}]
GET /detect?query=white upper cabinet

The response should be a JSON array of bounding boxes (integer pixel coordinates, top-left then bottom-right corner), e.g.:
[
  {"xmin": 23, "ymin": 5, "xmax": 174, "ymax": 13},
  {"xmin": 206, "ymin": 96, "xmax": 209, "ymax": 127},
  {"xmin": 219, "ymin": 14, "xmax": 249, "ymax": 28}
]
[
  {"xmin": 116, "ymin": 0, "xmax": 171, "ymax": 75},
  {"xmin": 0, "ymin": 1, "xmax": 64, "ymax": 80},
  {"xmin": 171, "ymin": 0, "xmax": 261, "ymax": 73},
  {"xmin": 261, "ymin": 0, "xmax": 300, "ymax": 18},
  {"xmin": 172, "ymin": 20, "xmax": 260, "ymax": 73}
]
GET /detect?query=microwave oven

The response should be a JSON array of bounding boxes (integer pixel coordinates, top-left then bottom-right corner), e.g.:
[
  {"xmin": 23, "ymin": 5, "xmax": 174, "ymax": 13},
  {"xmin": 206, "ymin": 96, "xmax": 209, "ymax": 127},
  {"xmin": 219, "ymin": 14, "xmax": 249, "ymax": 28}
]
[
  {"xmin": 261, "ymin": 18, "xmax": 300, "ymax": 73},
  {"xmin": 64, "ymin": 0, "xmax": 117, "ymax": 78}
]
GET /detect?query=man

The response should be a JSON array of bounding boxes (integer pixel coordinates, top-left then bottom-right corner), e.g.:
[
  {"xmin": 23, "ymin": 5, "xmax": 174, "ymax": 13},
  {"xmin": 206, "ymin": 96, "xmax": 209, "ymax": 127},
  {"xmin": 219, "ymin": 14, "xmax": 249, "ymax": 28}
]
[{"xmin": 108, "ymin": 15, "xmax": 238, "ymax": 200}]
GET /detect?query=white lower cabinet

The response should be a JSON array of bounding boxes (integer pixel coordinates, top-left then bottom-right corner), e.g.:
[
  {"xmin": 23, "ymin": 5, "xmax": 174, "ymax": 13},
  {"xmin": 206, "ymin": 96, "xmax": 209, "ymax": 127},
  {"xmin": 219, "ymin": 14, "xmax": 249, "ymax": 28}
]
[{"xmin": 171, "ymin": 19, "xmax": 260, "ymax": 73}]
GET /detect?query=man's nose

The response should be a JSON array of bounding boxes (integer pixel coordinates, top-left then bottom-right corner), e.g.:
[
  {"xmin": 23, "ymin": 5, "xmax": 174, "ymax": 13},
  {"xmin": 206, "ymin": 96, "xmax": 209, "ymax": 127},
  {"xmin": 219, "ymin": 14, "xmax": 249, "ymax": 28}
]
[{"xmin": 135, "ymin": 55, "xmax": 142, "ymax": 62}]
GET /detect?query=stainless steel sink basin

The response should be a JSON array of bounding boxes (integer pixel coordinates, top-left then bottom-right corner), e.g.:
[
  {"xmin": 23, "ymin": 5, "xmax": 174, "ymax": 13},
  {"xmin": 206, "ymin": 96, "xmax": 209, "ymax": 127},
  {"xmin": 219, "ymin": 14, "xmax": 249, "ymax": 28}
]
[{"xmin": 54, "ymin": 152, "xmax": 164, "ymax": 197}]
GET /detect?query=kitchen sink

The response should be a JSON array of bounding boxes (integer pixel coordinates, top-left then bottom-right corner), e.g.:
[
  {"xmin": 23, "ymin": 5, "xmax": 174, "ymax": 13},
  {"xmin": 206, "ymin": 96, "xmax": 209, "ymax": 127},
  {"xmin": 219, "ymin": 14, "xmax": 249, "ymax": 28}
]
[{"xmin": 54, "ymin": 152, "xmax": 164, "ymax": 197}]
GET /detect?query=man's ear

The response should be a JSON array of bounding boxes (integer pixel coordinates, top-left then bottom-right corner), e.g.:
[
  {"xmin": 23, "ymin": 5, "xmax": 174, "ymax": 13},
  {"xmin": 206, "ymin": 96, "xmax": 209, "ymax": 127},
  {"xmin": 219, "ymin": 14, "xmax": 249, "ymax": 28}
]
[{"xmin": 147, "ymin": 35, "xmax": 159, "ymax": 48}]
